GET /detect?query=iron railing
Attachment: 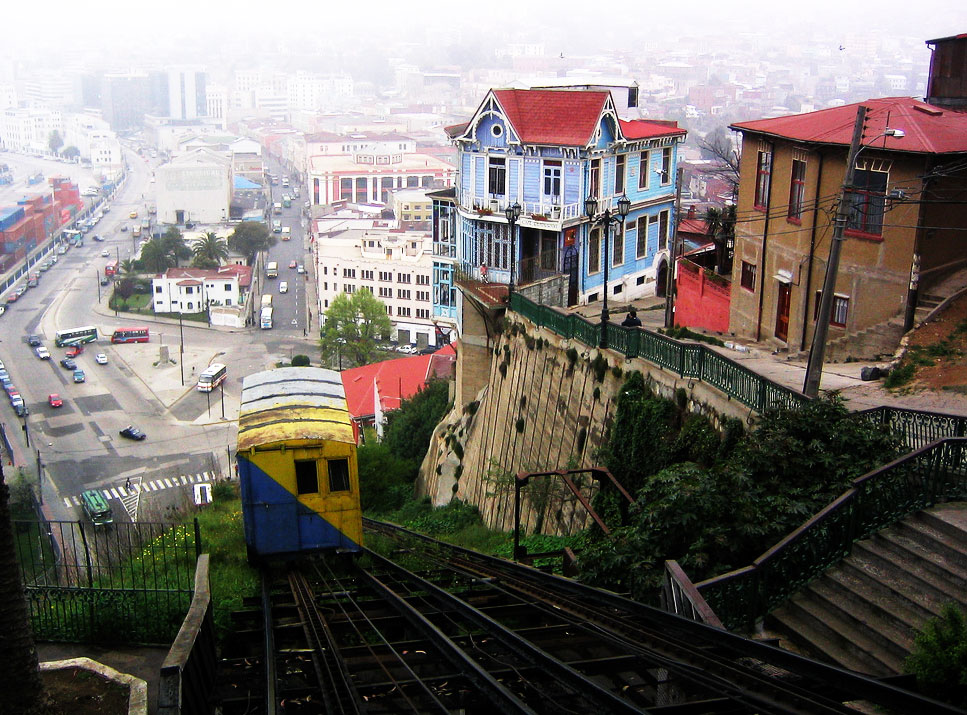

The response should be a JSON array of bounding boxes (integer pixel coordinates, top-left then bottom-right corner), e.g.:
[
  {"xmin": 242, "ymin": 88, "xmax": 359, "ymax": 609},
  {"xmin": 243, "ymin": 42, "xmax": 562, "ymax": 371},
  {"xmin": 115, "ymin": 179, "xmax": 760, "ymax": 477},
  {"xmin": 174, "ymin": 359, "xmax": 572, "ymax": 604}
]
[
  {"xmin": 855, "ymin": 404, "xmax": 967, "ymax": 451},
  {"xmin": 510, "ymin": 291, "xmax": 809, "ymax": 413},
  {"xmin": 695, "ymin": 437, "xmax": 967, "ymax": 632},
  {"xmin": 15, "ymin": 519, "xmax": 200, "ymax": 644}
]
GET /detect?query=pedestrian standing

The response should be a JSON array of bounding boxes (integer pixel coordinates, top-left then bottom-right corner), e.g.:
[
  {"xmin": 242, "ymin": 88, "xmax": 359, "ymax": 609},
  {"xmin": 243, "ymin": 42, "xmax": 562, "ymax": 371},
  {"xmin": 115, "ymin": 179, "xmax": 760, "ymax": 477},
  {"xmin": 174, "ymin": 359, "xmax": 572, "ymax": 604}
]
[{"xmin": 621, "ymin": 308, "xmax": 642, "ymax": 327}]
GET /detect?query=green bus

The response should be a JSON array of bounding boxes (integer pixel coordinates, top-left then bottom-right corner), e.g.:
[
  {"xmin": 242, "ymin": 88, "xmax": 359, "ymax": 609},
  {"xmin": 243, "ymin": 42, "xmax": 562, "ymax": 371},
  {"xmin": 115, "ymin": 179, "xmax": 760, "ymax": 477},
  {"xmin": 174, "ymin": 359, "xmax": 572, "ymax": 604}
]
[
  {"xmin": 80, "ymin": 489, "xmax": 113, "ymax": 526},
  {"xmin": 55, "ymin": 326, "xmax": 98, "ymax": 347}
]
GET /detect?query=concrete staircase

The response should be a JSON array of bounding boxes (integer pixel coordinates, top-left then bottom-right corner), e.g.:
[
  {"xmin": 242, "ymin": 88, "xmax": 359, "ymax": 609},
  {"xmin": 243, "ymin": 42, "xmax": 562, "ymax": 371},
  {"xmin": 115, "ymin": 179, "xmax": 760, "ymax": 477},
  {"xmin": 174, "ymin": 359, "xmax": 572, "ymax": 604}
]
[
  {"xmin": 765, "ymin": 504, "xmax": 967, "ymax": 676},
  {"xmin": 824, "ymin": 315, "xmax": 907, "ymax": 362}
]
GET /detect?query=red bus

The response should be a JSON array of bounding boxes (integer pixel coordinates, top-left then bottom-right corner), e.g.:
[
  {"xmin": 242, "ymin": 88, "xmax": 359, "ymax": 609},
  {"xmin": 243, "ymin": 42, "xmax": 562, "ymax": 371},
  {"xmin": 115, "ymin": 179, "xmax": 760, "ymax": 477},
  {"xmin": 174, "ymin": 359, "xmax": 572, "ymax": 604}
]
[
  {"xmin": 111, "ymin": 326, "xmax": 150, "ymax": 344},
  {"xmin": 104, "ymin": 260, "xmax": 118, "ymax": 277}
]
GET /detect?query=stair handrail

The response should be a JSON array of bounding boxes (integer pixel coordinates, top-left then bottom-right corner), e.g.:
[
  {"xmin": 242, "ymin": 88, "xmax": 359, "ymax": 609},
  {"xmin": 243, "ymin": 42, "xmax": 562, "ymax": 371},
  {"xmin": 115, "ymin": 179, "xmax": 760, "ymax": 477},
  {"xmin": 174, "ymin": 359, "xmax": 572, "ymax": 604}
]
[{"xmin": 695, "ymin": 437, "xmax": 967, "ymax": 632}]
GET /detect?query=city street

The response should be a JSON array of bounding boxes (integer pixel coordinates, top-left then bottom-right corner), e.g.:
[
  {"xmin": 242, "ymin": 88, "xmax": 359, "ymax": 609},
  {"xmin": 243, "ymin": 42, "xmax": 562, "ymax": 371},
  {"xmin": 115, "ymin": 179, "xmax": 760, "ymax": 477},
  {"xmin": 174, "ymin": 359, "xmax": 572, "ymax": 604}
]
[{"xmin": 0, "ymin": 146, "xmax": 319, "ymax": 526}]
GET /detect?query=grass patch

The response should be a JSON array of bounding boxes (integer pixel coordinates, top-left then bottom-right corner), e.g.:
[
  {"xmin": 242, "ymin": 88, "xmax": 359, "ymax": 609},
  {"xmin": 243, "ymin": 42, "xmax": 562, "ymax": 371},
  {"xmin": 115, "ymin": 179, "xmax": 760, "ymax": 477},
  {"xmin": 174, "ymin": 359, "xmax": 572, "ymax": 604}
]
[{"xmin": 659, "ymin": 325, "xmax": 726, "ymax": 347}]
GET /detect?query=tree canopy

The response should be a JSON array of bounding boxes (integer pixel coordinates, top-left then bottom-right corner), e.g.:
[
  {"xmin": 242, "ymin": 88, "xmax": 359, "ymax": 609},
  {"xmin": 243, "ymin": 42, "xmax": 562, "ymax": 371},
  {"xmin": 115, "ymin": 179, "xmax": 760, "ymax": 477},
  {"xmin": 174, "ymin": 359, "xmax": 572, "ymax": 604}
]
[
  {"xmin": 319, "ymin": 289, "xmax": 393, "ymax": 368},
  {"xmin": 48, "ymin": 130, "xmax": 63, "ymax": 155},
  {"xmin": 62, "ymin": 145, "xmax": 80, "ymax": 160},
  {"xmin": 191, "ymin": 231, "xmax": 229, "ymax": 269},
  {"xmin": 140, "ymin": 227, "xmax": 189, "ymax": 273},
  {"xmin": 228, "ymin": 222, "xmax": 275, "ymax": 263},
  {"xmin": 382, "ymin": 379, "xmax": 452, "ymax": 464}
]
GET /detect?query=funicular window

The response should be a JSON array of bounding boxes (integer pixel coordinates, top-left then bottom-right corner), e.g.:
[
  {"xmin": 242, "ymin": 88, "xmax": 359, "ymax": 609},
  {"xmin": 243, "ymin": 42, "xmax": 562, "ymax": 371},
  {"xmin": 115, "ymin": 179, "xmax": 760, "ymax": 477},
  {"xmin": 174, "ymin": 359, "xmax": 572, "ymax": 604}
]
[
  {"xmin": 328, "ymin": 458, "xmax": 351, "ymax": 492},
  {"xmin": 295, "ymin": 460, "xmax": 318, "ymax": 494}
]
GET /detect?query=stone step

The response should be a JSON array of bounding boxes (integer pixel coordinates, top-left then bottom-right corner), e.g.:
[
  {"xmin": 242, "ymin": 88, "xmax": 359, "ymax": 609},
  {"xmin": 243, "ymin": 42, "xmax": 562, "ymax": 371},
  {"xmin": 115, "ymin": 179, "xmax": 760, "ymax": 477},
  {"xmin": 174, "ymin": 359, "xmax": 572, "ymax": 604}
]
[
  {"xmin": 768, "ymin": 595, "xmax": 900, "ymax": 676},
  {"xmin": 837, "ymin": 557, "xmax": 946, "ymax": 624},
  {"xmin": 876, "ymin": 526, "xmax": 967, "ymax": 592},
  {"xmin": 850, "ymin": 539, "xmax": 964, "ymax": 614}
]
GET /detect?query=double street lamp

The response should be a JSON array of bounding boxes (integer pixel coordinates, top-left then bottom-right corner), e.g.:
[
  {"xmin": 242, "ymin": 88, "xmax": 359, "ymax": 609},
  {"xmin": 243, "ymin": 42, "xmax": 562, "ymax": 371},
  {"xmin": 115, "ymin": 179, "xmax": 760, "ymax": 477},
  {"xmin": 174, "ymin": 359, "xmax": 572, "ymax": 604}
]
[
  {"xmin": 584, "ymin": 193, "xmax": 631, "ymax": 348},
  {"xmin": 504, "ymin": 202, "xmax": 522, "ymax": 292}
]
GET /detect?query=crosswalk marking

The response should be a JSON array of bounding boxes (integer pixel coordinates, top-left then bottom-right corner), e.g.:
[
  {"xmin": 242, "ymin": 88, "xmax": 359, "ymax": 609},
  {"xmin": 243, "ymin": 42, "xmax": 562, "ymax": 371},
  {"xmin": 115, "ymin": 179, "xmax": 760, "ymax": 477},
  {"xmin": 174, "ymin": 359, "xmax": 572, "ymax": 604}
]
[{"xmin": 63, "ymin": 472, "xmax": 221, "ymax": 510}]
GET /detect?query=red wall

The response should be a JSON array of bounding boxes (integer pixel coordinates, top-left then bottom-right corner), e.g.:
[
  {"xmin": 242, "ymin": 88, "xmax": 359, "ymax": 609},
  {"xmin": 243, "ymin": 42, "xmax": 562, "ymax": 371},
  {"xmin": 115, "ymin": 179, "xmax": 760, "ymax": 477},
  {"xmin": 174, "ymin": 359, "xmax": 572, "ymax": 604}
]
[{"xmin": 674, "ymin": 259, "xmax": 731, "ymax": 334}]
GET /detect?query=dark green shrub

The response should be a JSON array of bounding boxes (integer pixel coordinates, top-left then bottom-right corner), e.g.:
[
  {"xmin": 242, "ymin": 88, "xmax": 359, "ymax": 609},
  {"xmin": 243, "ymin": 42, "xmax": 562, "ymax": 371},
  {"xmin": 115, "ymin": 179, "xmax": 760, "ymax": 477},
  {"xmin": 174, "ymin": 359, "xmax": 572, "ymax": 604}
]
[
  {"xmin": 291, "ymin": 354, "xmax": 311, "ymax": 366},
  {"xmin": 452, "ymin": 440, "xmax": 464, "ymax": 461},
  {"xmin": 591, "ymin": 353, "xmax": 608, "ymax": 382},
  {"xmin": 593, "ymin": 387, "xmax": 601, "ymax": 401},
  {"xmin": 566, "ymin": 347, "xmax": 578, "ymax": 366},
  {"xmin": 905, "ymin": 603, "xmax": 967, "ymax": 708},
  {"xmin": 515, "ymin": 417, "xmax": 525, "ymax": 433}
]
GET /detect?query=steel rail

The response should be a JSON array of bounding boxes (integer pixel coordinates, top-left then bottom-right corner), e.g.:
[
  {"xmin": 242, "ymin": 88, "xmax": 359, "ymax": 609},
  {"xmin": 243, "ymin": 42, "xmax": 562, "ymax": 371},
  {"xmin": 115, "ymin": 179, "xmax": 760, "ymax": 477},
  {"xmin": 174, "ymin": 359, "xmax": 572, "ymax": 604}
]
[
  {"xmin": 365, "ymin": 518, "xmax": 963, "ymax": 715},
  {"xmin": 260, "ymin": 572, "xmax": 278, "ymax": 715},
  {"xmin": 363, "ymin": 548, "xmax": 645, "ymax": 715},
  {"xmin": 287, "ymin": 569, "xmax": 364, "ymax": 714},
  {"xmin": 309, "ymin": 558, "xmax": 451, "ymax": 714}
]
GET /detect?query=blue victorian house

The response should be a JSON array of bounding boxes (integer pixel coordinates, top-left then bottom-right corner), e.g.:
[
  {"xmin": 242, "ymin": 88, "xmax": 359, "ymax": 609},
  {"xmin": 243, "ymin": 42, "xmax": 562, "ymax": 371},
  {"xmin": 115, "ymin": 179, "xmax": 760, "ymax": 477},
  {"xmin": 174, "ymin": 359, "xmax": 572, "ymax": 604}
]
[{"xmin": 433, "ymin": 88, "xmax": 685, "ymax": 323}]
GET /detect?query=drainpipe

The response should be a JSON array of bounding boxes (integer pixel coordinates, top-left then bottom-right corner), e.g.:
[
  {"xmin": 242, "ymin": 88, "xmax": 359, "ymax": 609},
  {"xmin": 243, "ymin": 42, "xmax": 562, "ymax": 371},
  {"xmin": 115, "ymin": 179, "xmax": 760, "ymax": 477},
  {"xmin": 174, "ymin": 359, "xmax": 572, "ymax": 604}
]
[
  {"xmin": 800, "ymin": 152, "xmax": 825, "ymax": 351},
  {"xmin": 754, "ymin": 145, "xmax": 774, "ymax": 342}
]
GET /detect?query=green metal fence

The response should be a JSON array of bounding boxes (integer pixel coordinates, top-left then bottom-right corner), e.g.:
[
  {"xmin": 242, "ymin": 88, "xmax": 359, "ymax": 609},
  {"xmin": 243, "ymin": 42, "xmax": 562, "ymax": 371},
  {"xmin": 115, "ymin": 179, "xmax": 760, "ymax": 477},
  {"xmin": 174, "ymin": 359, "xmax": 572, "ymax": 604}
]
[
  {"xmin": 511, "ymin": 292, "xmax": 809, "ymax": 412},
  {"xmin": 15, "ymin": 519, "xmax": 200, "ymax": 644},
  {"xmin": 696, "ymin": 437, "xmax": 967, "ymax": 632}
]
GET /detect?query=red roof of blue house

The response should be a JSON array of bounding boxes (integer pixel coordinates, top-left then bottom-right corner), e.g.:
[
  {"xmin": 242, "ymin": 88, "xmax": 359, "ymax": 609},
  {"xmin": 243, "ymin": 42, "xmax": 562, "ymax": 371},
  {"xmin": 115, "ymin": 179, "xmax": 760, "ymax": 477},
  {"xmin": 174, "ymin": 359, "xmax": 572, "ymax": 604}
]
[
  {"xmin": 492, "ymin": 89, "xmax": 610, "ymax": 146},
  {"xmin": 731, "ymin": 97, "xmax": 967, "ymax": 155},
  {"xmin": 341, "ymin": 344, "xmax": 456, "ymax": 420},
  {"xmin": 618, "ymin": 119, "xmax": 686, "ymax": 140}
]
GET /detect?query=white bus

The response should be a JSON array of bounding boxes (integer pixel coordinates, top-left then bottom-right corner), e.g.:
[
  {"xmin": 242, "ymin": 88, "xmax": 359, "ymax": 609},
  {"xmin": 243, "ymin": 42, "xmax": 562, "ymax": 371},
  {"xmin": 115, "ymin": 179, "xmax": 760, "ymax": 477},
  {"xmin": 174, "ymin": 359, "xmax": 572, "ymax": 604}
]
[
  {"xmin": 196, "ymin": 363, "xmax": 227, "ymax": 392},
  {"xmin": 55, "ymin": 326, "xmax": 99, "ymax": 347},
  {"xmin": 260, "ymin": 307, "xmax": 273, "ymax": 330}
]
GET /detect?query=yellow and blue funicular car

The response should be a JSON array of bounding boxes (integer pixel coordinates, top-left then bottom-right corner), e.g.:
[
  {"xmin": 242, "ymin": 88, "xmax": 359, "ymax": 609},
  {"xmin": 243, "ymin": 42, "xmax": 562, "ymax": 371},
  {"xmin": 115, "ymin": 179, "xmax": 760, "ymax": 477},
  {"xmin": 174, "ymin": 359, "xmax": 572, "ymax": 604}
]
[{"xmin": 237, "ymin": 367, "xmax": 362, "ymax": 561}]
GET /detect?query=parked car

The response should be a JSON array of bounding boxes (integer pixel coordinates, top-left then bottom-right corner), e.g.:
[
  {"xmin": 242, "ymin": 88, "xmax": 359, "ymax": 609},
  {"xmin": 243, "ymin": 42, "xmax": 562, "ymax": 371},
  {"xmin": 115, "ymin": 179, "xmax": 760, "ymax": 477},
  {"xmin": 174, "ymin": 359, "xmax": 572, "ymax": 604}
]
[
  {"xmin": 27, "ymin": 335, "xmax": 42, "ymax": 347},
  {"xmin": 35, "ymin": 346, "xmax": 50, "ymax": 359},
  {"xmin": 48, "ymin": 393, "xmax": 63, "ymax": 408},
  {"xmin": 95, "ymin": 353, "xmax": 108, "ymax": 365},
  {"xmin": 119, "ymin": 425, "xmax": 146, "ymax": 441},
  {"xmin": 11, "ymin": 397, "xmax": 27, "ymax": 417},
  {"xmin": 66, "ymin": 345, "xmax": 84, "ymax": 358},
  {"xmin": 73, "ymin": 369, "xmax": 86, "ymax": 383},
  {"xmin": 60, "ymin": 357, "xmax": 77, "ymax": 370},
  {"xmin": 5, "ymin": 294, "xmax": 17, "ymax": 304}
]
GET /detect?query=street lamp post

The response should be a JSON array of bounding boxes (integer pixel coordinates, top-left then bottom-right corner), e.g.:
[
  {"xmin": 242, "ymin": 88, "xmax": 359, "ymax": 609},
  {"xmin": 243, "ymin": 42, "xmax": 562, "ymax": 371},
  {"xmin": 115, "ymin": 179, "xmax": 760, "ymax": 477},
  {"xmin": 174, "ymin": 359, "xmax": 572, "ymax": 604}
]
[
  {"xmin": 584, "ymin": 193, "xmax": 631, "ymax": 349},
  {"xmin": 504, "ymin": 202, "xmax": 522, "ymax": 293},
  {"xmin": 178, "ymin": 309, "xmax": 185, "ymax": 387},
  {"xmin": 803, "ymin": 107, "xmax": 904, "ymax": 397}
]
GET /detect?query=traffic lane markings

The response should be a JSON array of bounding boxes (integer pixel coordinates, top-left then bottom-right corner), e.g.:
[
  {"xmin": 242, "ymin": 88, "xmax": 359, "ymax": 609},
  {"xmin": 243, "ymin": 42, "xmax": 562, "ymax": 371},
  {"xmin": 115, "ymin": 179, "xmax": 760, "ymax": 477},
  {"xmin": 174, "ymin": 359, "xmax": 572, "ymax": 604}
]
[{"xmin": 63, "ymin": 471, "xmax": 216, "ymax": 507}]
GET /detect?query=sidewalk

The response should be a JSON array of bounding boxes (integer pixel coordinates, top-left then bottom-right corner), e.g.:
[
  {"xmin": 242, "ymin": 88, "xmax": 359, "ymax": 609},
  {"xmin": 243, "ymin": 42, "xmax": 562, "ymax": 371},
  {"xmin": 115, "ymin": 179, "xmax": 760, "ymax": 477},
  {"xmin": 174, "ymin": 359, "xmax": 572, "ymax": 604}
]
[{"xmin": 569, "ymin": 298, "xmax": 967, "ymax": 416}]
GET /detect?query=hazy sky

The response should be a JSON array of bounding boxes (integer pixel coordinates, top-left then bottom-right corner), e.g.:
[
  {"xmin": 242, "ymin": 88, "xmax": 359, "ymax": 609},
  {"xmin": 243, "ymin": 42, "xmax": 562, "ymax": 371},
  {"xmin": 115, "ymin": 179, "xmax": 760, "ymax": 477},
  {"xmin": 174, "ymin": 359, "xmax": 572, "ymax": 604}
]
[{"xmin": 5, "ymin": 0, "xmax": 964, "ymax": 49}]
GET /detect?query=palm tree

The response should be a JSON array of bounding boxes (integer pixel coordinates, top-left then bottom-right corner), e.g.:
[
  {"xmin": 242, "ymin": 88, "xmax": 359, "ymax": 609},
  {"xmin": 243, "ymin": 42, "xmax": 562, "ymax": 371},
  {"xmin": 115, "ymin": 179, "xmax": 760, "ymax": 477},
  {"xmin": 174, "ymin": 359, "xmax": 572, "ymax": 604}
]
[
  {"xmin": 0, "ymin": 465, "xmax": 49, "ymax": 713},
  {"xmin": 140, "ymin": 238, "xmax": 176, "ymax": 274},
  {"xmin": 160, "ymin": 227, "xmax": 191, "ymax": 267},
  {"xmin": 191, "ymin": 232, "xmax": 229, "ymax": 269},
  {"xmin": 703, "ymin": 204, "xmax": 736, "ymax": 275},
  {"xmin": 119, "ymin": 259, "xmax": 137, "ymax": 275}
]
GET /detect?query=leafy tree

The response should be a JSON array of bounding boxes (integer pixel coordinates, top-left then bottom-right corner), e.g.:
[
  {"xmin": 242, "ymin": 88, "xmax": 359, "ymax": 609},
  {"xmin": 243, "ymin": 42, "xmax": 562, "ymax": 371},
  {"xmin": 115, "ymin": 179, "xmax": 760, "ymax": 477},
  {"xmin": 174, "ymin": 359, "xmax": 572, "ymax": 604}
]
[
  {"xmin": 48, "ymin": 129, "xmax": 63, "ymax": 155},
  {"xmin": 0, "ymin": 467, "xmax": 49, "ymax": 713},
  {"xmin": 382, "ymin": 379, "xmax": 452, "ymax": 464},
  {"xmin": 140, "ymin": 238, "xmax": 175, "ymax": 273},
  {"xmin": 191, "ymin": 231, "xmax": 229, "ymax": 269},
  {"xmin": 119, "ymin": 259, "xmax": 136, "ymax": 275},
  {"xmin": 905, "ymin": 603, "xmax": 967, "ymax": 708},
  {"xmin": 228, "ymin": 222, "xmax": 275, "ymax": 263},
  {"xmin": 115, "ymin": 278, "xmax": 135, "ymax": 300},
  {"xmin": 356, "ymin": 441, "xmax": 414, "ymax": 513},
  {"xmin": 291, "ymin": 354, "xmax": 311, "ymax": 367},
  {"xmin": 61, "ymin": 145, "xmax": 80, "ymax": 160},
  {"xmin": 319, "ymin": 289, "xmax": 392, "ymax": 368}
]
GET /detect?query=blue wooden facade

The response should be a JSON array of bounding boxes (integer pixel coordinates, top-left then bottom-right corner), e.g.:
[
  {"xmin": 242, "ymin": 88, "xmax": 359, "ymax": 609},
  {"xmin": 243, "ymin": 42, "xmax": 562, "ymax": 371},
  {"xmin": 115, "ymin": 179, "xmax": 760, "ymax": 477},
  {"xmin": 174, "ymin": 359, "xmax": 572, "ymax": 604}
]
[{"xmin": 439, "ymin": 88, "xmax": 686, "ymax": 320}]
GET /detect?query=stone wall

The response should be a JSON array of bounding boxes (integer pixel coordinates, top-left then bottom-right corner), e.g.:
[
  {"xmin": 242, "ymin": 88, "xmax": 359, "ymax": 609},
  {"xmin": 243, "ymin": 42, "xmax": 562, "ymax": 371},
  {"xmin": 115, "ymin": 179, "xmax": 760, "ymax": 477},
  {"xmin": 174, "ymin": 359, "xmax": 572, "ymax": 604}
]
[{"xmin": 417, "ymin": 313, "xmax": 755, "ymax": 537}]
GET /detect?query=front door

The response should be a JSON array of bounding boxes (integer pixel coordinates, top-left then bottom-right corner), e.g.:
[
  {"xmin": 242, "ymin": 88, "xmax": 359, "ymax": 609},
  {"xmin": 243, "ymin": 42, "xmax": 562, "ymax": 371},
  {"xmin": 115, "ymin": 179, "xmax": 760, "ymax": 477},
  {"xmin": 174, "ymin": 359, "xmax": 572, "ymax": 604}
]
[
  {"xmin": 775, "ymin": 282, "xmax": 791, "ymax": 342},
  {"xmin": 563, "ymin": 246, "xmax": 579, "ymax": 307}
]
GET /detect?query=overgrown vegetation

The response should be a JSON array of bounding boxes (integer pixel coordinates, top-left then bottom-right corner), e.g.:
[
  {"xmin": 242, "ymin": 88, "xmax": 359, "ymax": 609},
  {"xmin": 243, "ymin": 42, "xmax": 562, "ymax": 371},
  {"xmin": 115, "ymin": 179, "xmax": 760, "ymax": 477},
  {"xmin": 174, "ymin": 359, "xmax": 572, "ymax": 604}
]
[
  {"xmin": 904, "ymin": 603, "xmax": 967, "ymax": 708},
  {"xmin": 659, "ymin": 325, "xmax": 726, "ymax": 347},
  {"xmin": 577, "ymin": 372, "xmax": 903, "ymax": 601},
  {"xmin": 886, "ymin": 318, "xmax": 967, "ymax": 388}
]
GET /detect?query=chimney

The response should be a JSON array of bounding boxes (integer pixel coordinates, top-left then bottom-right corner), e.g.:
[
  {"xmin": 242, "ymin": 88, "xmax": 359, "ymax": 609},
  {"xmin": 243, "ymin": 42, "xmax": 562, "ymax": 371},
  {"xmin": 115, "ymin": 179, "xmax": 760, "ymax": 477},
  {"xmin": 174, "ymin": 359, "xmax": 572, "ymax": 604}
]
[{"xmin": 926, "ymin": 33, "xmax": 967, "ymax": 112}]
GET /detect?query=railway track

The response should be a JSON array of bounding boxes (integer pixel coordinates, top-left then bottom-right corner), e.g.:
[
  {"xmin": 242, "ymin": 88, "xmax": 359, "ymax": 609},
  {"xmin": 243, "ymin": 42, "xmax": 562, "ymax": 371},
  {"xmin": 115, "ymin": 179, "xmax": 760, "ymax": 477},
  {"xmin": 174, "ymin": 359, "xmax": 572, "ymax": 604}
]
[{"xmin": 212, "ymin": 520, "xmax": 962, "ymax": 714}]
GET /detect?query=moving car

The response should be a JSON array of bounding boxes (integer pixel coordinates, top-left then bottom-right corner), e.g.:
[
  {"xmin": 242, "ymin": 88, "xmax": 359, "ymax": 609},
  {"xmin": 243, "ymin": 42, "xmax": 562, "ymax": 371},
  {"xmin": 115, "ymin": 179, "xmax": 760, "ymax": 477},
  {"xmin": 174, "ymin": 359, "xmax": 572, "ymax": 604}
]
[
  {"xmin": 60, "ymin": 357, "xmax": 77, "ymax": 370},
  {"xmin": 288, "ymin": 260, "xmax": 297, "ymax": 269},
  {"xmin": 66, "ymin": 345, "xmax": 84, "ymax": 358},
  {"xmin": 35, "ymin": 346, "xmax": 50, "ymax": 359},
  {"xmin": 129, "ymin": 210, "xmax": 138, "ymax": 219},
  {"xmin": 95, "ymin": 353, "xmax": 108, "ymax": 365},
  {"xmin": 73, "ymin": 369, "xmax": 86, "ymax": 383},
  {"xmin": 297, "ymin": 264, "xmax": 305, "ymax": 274},
  {"xmin": 27, "ymin": 335, "xmax": 42, "ymax": 347},
  {"xmin": 120, "ymin": 224, "xmax": 128, "ymax": 232},
  {"xmin": 119, "ymin": 425, "xmax": 146, "ymax": 440},
  {"xmin": 101, "ymin": 249, "xmax": 110, "ymax": 257},
  {"xmin": 279, "ymin": 281, "xmax": 288, "ymax": 294},
  {"xmin": 48, "ymin": 393, "xmax": 63, "ymax": 408},
  {"xmin": 93, "ymin": 234, "xmax": 105, "ymax": 242}
]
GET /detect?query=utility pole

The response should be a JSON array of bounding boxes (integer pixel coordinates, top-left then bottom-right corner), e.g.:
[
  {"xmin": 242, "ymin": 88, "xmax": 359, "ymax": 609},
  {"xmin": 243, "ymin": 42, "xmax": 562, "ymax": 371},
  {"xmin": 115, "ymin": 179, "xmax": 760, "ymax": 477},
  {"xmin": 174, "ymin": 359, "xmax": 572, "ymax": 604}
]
[
  {"xmin": 664, "ymin": 166, "xmax": 685, "ymax": 328},
  {"xmin": 803, "ymin": 105, "xmax": 867, "ymax": 397}
]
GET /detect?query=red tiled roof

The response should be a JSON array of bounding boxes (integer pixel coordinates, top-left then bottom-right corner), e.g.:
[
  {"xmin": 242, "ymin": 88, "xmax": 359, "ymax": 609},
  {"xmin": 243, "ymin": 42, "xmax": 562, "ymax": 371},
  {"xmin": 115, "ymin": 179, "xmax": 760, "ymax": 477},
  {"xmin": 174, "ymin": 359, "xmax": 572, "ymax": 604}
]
[
  {"xmin": 493, "ymin": 89, "xmax": 609, "ymax": 146},
  {"xmin": 679, "ymin": 218, "xmax": 709, "ymax": 236},
  {"xmin": 341, "ymin": 344, "xmax": 456, "ymax": 419},
  {"xmin": 444, "ymin": 122, "xmax": 469, "ymax": 139},
  {"xmin": 619, "ymin": 119, "xmax": 686, "ymax": 140},
  {"xmin": 731, "ymin": 97, "xmax": 967, "ymax": 155}
]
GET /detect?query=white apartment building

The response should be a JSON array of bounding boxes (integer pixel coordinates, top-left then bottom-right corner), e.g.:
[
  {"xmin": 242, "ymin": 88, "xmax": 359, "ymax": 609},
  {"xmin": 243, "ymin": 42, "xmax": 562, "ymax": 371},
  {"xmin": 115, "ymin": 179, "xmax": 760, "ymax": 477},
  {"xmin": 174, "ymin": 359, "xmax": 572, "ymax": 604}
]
[
  {"xmin": 63, "ymin": 114, "xmax": 122, "ymax": 169},
  {"xmin": 151, "ymin": 265, "xmax": 252, "ymax": 327},
  {"xmin": 316, "ymin": 227, "xmax": 443, "ymax": 347},
  {"xmin": 0, "ymin": 107, "xmax": 62, "ymax": 154}
]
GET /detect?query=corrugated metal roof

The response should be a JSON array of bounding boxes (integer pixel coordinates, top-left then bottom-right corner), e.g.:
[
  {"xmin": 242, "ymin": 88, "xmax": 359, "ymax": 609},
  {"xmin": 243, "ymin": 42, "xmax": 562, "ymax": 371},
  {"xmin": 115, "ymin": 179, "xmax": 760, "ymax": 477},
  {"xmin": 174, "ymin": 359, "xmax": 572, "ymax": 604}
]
[
  {"xmin": 731, "ymin": 97, "xmax": 967, "ymax": 155},
  {"xmin": 238, "ymin": 367, "xmax": 354, "ymax": 450}
]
